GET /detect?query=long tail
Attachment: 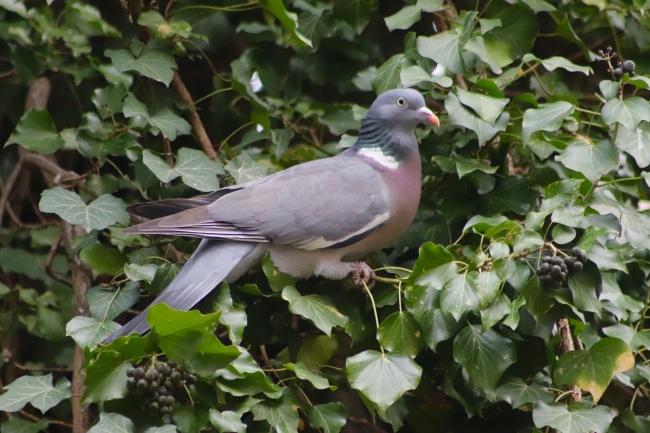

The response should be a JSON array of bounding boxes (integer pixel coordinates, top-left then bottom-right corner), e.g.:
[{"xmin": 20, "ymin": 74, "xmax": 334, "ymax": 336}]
[{"xmin": 103, "ymin": 240, "xmax": 260, "ymax": 343}]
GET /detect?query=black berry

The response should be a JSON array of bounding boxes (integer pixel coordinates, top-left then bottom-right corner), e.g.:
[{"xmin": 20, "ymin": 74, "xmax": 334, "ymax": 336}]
[
  {"xmin": 613, "ymin": 68, "xmax": 623, "ymax": 80},
  {"xmin": 622, "ymin": 60, "xmax": 635, "ymax": 74},
  {"xmin": 124, "ymin": 359, "xmax": 196, "ymax": 415}
]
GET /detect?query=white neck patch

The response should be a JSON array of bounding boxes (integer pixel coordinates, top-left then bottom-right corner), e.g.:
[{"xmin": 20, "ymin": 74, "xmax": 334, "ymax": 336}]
[{"xmin": 358, "ymin": 147, "xmax": 399, "ymax": 169}]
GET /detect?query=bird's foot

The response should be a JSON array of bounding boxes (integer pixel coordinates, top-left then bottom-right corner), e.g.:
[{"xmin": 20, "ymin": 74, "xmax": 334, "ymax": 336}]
[{"xmin": 351, "ymin": 262, "xmax": 375, "ymax": 291}]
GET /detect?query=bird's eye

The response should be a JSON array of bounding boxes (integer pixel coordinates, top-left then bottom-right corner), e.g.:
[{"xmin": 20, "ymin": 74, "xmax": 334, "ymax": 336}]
[{"xmin": 396, "ymin": 97, "xmax": 406, "ymax": 107}]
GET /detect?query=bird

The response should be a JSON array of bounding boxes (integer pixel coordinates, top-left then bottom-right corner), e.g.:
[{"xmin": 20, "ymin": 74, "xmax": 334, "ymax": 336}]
[{"xmin": 103, "ymin": 88, "xmax": 439, "ymax": 343}]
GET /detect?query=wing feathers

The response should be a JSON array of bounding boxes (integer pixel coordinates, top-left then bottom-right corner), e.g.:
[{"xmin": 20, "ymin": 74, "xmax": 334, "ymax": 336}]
[{"xmin": 124, "ymin": 154, "xmax": 390, "ymax": 250}]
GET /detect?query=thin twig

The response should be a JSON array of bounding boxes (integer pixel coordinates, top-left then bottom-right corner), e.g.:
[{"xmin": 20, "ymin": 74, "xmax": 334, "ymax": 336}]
[
  {"xmin": 0, "ymin": 160, "xmax": 23, "ymax": 228},
  {"xmin": 171, "ymin": 71, "xmax": 217, "ymax": 158},
  {"xmin": 44, "ymin": 230, "xmax": 72, "ymax": 285},
  {"xmin": 556, "ymin": 318, "xmax": 582, "ymax": 402}
]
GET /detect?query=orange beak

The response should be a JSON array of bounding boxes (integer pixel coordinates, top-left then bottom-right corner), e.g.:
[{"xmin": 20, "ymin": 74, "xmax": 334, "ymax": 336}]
[{"xmin": 418, "ymin": 106, "xmax": 440, "ymax": 127}]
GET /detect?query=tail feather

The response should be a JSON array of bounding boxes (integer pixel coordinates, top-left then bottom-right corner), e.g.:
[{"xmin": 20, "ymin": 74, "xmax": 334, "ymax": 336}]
[{"xmin": 103, "ymin": 240, "xmax": 258, "ymax": 343}]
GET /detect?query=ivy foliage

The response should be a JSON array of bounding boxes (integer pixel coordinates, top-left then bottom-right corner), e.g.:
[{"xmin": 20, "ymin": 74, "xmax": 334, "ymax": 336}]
[{"xmin": 1, "ymin": 1, "xmax": 650, "ymax": 433}]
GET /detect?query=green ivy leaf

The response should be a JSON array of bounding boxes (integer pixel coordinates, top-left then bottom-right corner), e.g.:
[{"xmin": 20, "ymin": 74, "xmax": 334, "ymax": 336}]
[
  {"xmin": 5, "ymin": 109, "xmax": 64, "ymax": 153},
  {"xmin": 105, "ymin": 41, "xmax": 176, "ymax": 85},
  {"xmin": 214, "ymin": 352, "xmax": 280, "ymax": 396},
  {"xmin": 377, "ymin": 311, "xmax": 425, "ymax": 357},
  {"xmin": 621, "ymin": 408, "xmax": 650, "ymax": 433},
  {"xmin": 306, "ymin": 402, "xmax": 347, "ymax": 433},
  {"xmin": 82, "ymin": 351, "xmax": 130, "ymax": 403},
  {"xmin": 332, "ymin": 0, "xmax": 377, "ymax": 34},
  {"xmin": 209, "ymin": 409, "xmax": 246, "ymax": 433},
  {"xmin": 616, "ymin": 122, "xmax": 650, "ymax": 168},
  {"xmin": 225, "ymin": 153, "xmax": 269, "ymax": 184},
  {"xmin": 456, "ymin": 88, "xmax": 509, "ymax": 125},
  {"xmin": 66, "ymin": 316, "xmax": 120, "ymax": 348},
  {"xmin": 522, "ymin": 101, "xmax": 575, "ymax": 143},
  {"xmin": 262, "ymin": 253, "xmax": 297, "ymax": 292},
  {"xmin": 172, "ymin": 404, "xmax": 211, "ymax": 433},
  {"xmin": 148, "ymin": 303, "xmax": 220, "ymax": 337},
  {"xmin": 384, "ymin": 0, "xmax": 444, "ymax": 31},
  {"xmin": 384, "ymin": 5, "xmax": 422, "ymax": 31},
  {"xmin": 123, "ymin": 263, "xmax": 157, "ymax": 283},
  {"xmin": 144, "ymin": 426, "xmax": 178, "ymax": 433},
  {"xmin": 211, "ymin": 283, "xmax": 247, "ymax": 345},
  {"xmin": 297, "ymin": 335, "xmax": 339, "ymax": 370},
  {"xmin": 465, "ymin": 36, "xmax": 504, "ymax": 74},
  {"xmin": 282, "ymin": 286, "xmax": 348, "ymax": 336},
  {"xmin": 417, "ymin": 32, "xmax": 463, "ymax": 74},
  {"xmin": 123, "ymin": 93, "xmax": 191, "ymax": 140},
  {"xmin": 87, "ymin": 283, "xmax": 140, "ymax": 322},
  {"xmin": 138, "ymin": 11, "xmax": 192, "ymax": 39},
  {"xmin": 87, "ymin": 413, "xmax": 134, "ymax": 433},
  {"xmin": 554, "ymin": 337, "xmax": 635, "ymax": 403},
  {"xmin": 555, "ymin": 140, "xmax": 618, "ymax": 182},
  {"xmin": 496, "ymin": 378, "xmax": 554, "ymax": 408},
  {"xmin": 298, "ymin": 7, "xmax": 335, "ymax": 47},
  {"xmin": 251, "ymin": 388, "xmax": 302, "ymax": 433},
  {"xmin": 445, "ymin": 92, "xmax": 501, "ymax": 143},
  {"xmin": 346, "ymin": 350, "xmax": 422, "ymax": 414},
  {"xmin": 271, "ymin": 128, "xmax": 295, "ymax": 160},
  {"xmin": 410, "ymin": 262, "xmax": 457, "ymax": 299},
  {"xmin": 408, "ymin": 242, "xmax": 455, "ymax": 281},
  {"xmin": 482, "ymin": 1, "xmax": 538, "ymax": 68},
  {"xmin": 533, "ymin": 403, "xmax": 613, "ymax": 433},
  {"xmin": 371, "ymin": 54, "xmax": 405, "ymax": 94},
  {"xmin": 80, "ymin": 243, "xmax": 127, "ymax": 276},
  {"xmin": 474, "ymin": 270, "xmax": 501, "ymax": 308},
  {"xmin": 481, "ymin": 293, "xmax": 511, "ymax": 330},
  {"xmin": 39, "ymin": 187, "xmax": 129, "ymax": 231},
  {"xmin": 0, "ymin": 418, "xmax": 49, "ymax": 433},
  {"xmin": 285, "ymin": 362, "xmax": 329, "ymax": 389},
  {"xmin": 520, "ymin": 276, "xmax": 553, "ymax": 322},
  {"xmin": 452, "ymin": 153, "xmax": 499, "ymax": 179},
  {"xmin": 400, "ymin": 65, "xmax": 453, "ymax": 88},
  {"xmin": 142, "ymin": 148, "xmax": 223, "ymax": 192},
  {"xmin": 453, "ymin": 325, "xmax": 516, "ymax": 395},
  {"xmin": 567, "ymin": 264, "xmax": 602, "ymax": 316},
  {"xmin": 440, "ymin": 272, "xmax": 479, "ymax": 321},
  {"xmin": 602, "ymin": 97, "xmax": 650, "ymax": 131},
  {"xmin": 259, "ymin": 0, "xmax": 312, "ymax": 47},
  {"xmin": 418, "ymin": 308, "xmax": 461, "ymax": 352},
  {"xmin": 522, "ymin": 53, "xmax": 592, "ymax": 75},
  {"xmin": 0, "ymin": 374, "xmax": 71, "ymax": 413},
  {"xmin": 599, "ymin": 80, "xmax": 620, "ymax": 100}
]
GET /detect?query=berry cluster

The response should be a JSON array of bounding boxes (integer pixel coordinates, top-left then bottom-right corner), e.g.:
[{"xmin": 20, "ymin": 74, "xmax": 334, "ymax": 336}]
[
  {"xmin": 613, "ymin": 60, "xmax": 636, "ymax": 81},
  {"xmin": 126, "ymin": 360, "xmax": 196, "ymax": 415},
  {"xmin": 536, "ymin": 247, "xmax": 587, "ymax": 288},
  {"xmin": 597, "ymin": 46, "xmax": 636, "ymax": 81}
]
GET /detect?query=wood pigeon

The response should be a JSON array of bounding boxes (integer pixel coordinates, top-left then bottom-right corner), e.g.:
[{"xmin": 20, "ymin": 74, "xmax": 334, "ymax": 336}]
[{"xmin": 103, "ymin": 88, "xmax": 439, "ymax": 343}]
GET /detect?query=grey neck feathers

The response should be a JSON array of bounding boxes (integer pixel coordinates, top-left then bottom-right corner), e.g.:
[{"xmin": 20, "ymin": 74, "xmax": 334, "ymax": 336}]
[{"xmin": 350, "ymin": 114, "xmax": 411, "ymax": 161}]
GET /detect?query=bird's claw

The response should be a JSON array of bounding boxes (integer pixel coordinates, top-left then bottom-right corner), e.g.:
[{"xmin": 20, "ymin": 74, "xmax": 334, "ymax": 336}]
[{"xmin": 351, "ymin": 262, "xmax": 375, "ymax": 291}]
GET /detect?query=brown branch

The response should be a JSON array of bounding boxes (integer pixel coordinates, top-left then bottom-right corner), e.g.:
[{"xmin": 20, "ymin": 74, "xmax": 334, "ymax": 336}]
[
  {"xmin": 44, "ymin": 230, "xmax": 72, "ymax": 285},
  {"xmin": 557, "ymin": 318, "xmax": 582, "ymax": 402},
  {"xmin": 62, "ymin": 222, "xmax": 92, "ymax": 433},
  {"xmin": 171, "ymin": 71, "xmax": 217, "ymax": 158},
  {"xmin": 18, "ymin": 150, "xmax": 80, "ymax": 184},
  {"xmin": 20, "ymin": 77, "xmax": 92, "ymax": 433},
  {"xmin": 19, "ymin": 409, "xmax": 74, "ymax": 429},
  {"xmin": 0, "ymin": 159, "xmax": 23, "ymax": 228}
]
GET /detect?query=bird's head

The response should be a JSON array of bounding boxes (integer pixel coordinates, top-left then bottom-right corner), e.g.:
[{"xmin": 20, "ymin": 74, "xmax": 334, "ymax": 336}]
[{"xmin": 370, "ymin": 88, "xmax": 439, "ymax": 131}]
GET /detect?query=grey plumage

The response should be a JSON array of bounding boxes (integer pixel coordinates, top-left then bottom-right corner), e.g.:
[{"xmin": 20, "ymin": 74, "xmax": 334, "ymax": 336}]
[{"xmin": 103, "ymin": 88, "xmax": 438, "ymax": 343}]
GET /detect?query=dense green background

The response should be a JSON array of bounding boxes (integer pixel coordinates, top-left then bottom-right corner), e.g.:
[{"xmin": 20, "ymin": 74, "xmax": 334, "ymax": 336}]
[{"xmin": 1, "ymin": 0, "xmax": 650, "ymax": 432}]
